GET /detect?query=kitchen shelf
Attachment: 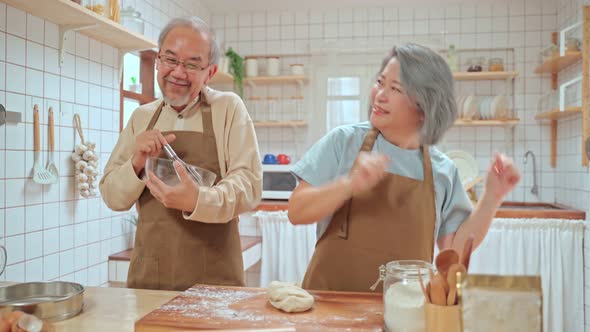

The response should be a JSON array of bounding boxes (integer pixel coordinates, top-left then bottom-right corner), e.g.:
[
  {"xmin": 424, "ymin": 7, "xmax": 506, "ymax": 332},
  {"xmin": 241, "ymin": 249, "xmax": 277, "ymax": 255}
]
[
  {"xmin": 122, "ymin": 90, "xmax": 156, "ymax": 104},
  {"xmin": 453, "ymin": 71, "xmax": 519, "ymax": 81},
  {"xmin": 534, "ymin": 52, "xmax": 583, "ymax": 74},
  {"xmin": 535, "ymin": 107, "xmax": 582, "ymax": 120},
  {"xmin": 3, "ymin": 0, "xmax": 156, "ymax": 66},
  {"xmin": 208, "ymin": 71, "xmax": 234, "ymax": 85},
  {"xmin": 253, "ymin": 121, "xmax": 307, "ymax": 128},
  {"xmin": 454, "ymin": 119, "xmax": 520, "ymax": 127},
  {"xmin": 208, "ymin": 74, "xmax": 309, "ymax": 87}
]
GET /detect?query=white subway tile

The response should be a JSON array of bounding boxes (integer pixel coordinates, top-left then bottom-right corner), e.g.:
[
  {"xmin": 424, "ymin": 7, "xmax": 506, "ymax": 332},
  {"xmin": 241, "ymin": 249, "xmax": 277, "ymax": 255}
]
[
  {"xmin": 26, "ymin": 41, "xmax": 44, "ymax": 71},
  {"xmin": 399, "ymin": 7, "xmax": 414, "ymax": 20},
  {"xmin": 26, "ymin": 14, "xmax": 44, "ymax": 44},
  {"xmin": 5, "ymin": 151, "xmax": 24, "ymax": 179},
  {"xmin": 6, "ymin": 35, "xmax": 24, "ymax": 68},
  {"xmin": 280, "ymin": 12, "xmax": 295, "ymax": 25},
  {"xmin": 75, "ymin": 33, "xmax": 89, "ymax": 59},
  {"xmin": 76, "ymin": 57, "xmax": 90, "ymax": 82},
  {"xmin": 43, "ymin": 253, "xmax": 59, "ymax": 280},
  {"xmin": 6, "ymin": 6, "xmax": 26, "ymax": 38},
  {"xmin": 338, "ymin": 23, "xmax": 353, "ymax": 38},
  {"xmin": 26, "ymin": 69, "xmax": 43, "ymax": 98},
  {"xmin": 101, "ymin": 87, "xmax": 113, "ymax": 109},
  {"xmin": 60, "ymin": 249, "xmax": 75, "ymax": 276},
  {"xmin": 383, "ymin": 21, "xmax": 399, "ymax": 36},
  {"xmin": 74, "ymin": 222, "xmax": 88, "ymax": 248},
  {"xmin": 74, "ymin": 269, "xmax": 88, "ymax": 286},
  {"xmin": 59, "ymin": 225, "xmax": 74, "ymax": 251},
  {"xmin": 44, "ymin": 21, "xmax": 58, "ymax": 49},
  {"xmin": 5, "ymin": 64, "xmax": 24, "ymax": 94},
  {"xmin": 353, "ymin": 8, "xmax": 368, "ymax": 22},
  {"xmin": 60, "ymin": 77, "xmax": 75, "ymax": 103},
  {"xmin": 43, "ymin": 228, "xmax": 59, "ymax": 256},
  {"xmin": 25, "ymin": 231, "xmax": 43, "ymax": 260},
  {"xmin": 6, "ymin": 234, "xmax": 24, "ymax": 264},
  {"xmin": 384, "ymin": 8, "xmax": 398, "ymax": 20},
  {"xmin": 44, "ymin": 73, "xmax": 60, "ymax": 101},
  {"xmin": 5, "ymin": 262, "xmax": 24, "ymax": 282},
  {"xmin": 88, "ymin": 40, "xmax": 101, "ymax": 63},
  {"xmin": 75, "ymin": 81, "xmax": 89, "ymax": 105},
  {"xmin": 59, "ymin": 200, "xmax": 74, "ymax": 228},
  {"xmin": 414, "ymin": 20, "xmax": 429, "ymax": 35},
  {"xmin": 101, "ymin": 45, "xmax": 114, "ymax": 67},
  {"xmin": 5, "ymin": 207, "xmax": 24, "ymax": 238},
  {"xmin": 24, "ymin": 180, "xmax": 43, "ymax": 206},
  {"xmin": 25, "ymin": 257, "xmax": 43, "ymax": 281},
  {"xmin": 265, "ymin": 26, "xmax": 279, "ymax": 40},
  {"xmin": 399, "ymin": 21, "xmax": 414, "ymax": 36},
  {"xmin": 74, "ymin": 245, "xmax": 88, "ymax": 271}
]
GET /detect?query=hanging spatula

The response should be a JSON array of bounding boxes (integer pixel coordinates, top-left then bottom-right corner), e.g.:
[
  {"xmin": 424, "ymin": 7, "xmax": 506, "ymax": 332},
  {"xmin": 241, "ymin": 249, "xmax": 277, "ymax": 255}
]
[
  {"xmin": 45, "ymin": 107, "xmax": 59, "ymax": 183},
  {"xmin": 32, "ymin": 104, "xmax": 56, "ymax": 184}
]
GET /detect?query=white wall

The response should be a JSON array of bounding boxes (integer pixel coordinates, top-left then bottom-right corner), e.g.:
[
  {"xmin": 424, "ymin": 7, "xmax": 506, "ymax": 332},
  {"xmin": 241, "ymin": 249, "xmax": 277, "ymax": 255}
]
[{"xmin": 0, "ymin": 0, "xmax": 208, "ymax": 286}]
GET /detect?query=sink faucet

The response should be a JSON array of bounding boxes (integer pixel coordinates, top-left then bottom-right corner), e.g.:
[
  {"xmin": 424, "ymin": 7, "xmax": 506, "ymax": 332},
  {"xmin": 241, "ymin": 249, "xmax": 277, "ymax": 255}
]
[{"xmin": 524, "ymin": 150, "xmax": 539, "ymax": 196}]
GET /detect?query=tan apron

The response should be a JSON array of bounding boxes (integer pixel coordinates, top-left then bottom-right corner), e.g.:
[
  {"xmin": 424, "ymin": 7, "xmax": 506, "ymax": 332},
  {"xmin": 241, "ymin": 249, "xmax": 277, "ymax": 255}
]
[
  {"xmin": 127, "ymin": 98, "xmax": 245, "ymax": 291},
  {"xmin": 302, "ymin": 127, "xmax": 436, "ymax": 292}
]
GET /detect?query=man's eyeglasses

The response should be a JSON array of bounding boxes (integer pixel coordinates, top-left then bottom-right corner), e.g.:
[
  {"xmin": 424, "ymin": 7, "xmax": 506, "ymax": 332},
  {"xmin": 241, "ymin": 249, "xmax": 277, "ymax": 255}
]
[{"xmin": 158, "ymin": 54, "xmax": 210, "ymax": 73}]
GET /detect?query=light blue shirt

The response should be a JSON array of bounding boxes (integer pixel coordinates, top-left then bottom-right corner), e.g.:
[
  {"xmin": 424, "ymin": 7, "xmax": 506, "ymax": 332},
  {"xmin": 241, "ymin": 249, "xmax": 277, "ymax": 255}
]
[{"xmin": 292, "ymin": 122, "xmax": 473, "ymax": 241}]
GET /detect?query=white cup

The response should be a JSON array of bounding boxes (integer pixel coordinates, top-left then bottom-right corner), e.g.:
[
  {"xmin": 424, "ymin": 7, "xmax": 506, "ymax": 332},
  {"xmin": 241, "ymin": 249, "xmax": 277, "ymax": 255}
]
[
  {"xmin": 290, "ymin": 64, "xmax": 304, "ymax": 75},
  {"xmin": 267, "ymin": 57, "xmax": 280, "ymax": 76},
  {"xmin": 245, "ymin": 58, "xmax": 258, "ymax": 77}
]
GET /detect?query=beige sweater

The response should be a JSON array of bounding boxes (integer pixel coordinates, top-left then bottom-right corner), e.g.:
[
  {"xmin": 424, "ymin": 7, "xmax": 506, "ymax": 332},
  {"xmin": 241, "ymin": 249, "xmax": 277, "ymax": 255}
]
[{"xmin": 99, "ymin": 88, "xmax": 262, "ymax": 223}]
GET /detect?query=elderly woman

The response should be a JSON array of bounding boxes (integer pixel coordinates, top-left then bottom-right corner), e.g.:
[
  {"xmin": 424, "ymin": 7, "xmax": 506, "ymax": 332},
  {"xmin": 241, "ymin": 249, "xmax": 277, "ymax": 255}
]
[{"xmin": 288, "ymin": 43, "xmax": 520, "ymax": 292}]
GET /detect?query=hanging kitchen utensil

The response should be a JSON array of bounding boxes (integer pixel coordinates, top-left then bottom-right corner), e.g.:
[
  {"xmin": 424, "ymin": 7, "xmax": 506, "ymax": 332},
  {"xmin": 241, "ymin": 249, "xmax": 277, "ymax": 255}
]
[
  {"xmin": 32, "ymin": 105, "xmax": 56, "ymax": 184},
  {"xmin": 45, "ymin": 107, "xmax": 59, "ymax": 183}
]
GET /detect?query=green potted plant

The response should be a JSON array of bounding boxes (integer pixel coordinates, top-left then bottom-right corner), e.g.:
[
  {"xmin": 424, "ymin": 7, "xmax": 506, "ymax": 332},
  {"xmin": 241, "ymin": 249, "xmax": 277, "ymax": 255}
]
[
  {"xmin": 129, "ymin": 76, "xmax": 142, "ymax": 93},
  {"xmin": 224, "ymin": 48, "xmax": 244, "ymax": 97}
]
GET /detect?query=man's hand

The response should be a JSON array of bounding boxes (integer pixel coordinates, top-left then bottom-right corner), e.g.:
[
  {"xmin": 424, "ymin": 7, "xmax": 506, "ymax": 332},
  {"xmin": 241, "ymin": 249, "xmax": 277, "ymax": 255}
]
[
  {"xmin": 145, "ymin": 161, "xmax": 200, "ymax": 212},
  {"xmin": 132, "ymin": 130, "xmax": 176, "ymax": 174}
]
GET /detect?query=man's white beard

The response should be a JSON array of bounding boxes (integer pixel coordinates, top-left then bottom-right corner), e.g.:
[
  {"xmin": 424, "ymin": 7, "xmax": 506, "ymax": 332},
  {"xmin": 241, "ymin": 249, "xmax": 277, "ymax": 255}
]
[{"xmin": 162, "ymin": 90, "xmax": 190, "ymax": 107}]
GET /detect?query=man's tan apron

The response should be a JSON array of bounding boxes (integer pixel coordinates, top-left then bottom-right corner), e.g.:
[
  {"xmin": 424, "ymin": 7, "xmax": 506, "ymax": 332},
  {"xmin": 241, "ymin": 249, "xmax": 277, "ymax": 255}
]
[
  {"xmin": 302, "ymin": 127, "xmax": 436, "ymax": 293},
  {"xmin": 127, "ymin": 99, "xmax": 245, "ymax": 291}
]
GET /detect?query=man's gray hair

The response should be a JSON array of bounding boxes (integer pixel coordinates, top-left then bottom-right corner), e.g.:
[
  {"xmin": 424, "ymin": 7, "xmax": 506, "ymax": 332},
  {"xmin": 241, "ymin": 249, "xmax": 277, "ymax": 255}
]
[
  {"xmin": 378, "ymin": 43, "xmax": 457, "ymax": 145},
  {"xmin": 158, "ymin": 17, "xmax": 221, "ymax": 65}
]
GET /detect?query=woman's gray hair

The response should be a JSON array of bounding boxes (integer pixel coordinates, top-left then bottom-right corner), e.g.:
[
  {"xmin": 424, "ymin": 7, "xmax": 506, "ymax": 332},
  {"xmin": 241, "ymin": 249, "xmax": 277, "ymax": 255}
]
[
  {"xmin": 158, "ymin": 17, "xmax": 221, "ymax": 65},
  {"xmin": 378, "ymin": 43, "xmax": 457, "ymax": 145}
]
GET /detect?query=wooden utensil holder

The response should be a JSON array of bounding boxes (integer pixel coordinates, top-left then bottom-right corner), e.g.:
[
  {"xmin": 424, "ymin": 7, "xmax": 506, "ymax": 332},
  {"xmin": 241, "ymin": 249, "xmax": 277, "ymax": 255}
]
[{"xmin": 424, "ymin": 302, "xmax": 461, "ymax": 332}]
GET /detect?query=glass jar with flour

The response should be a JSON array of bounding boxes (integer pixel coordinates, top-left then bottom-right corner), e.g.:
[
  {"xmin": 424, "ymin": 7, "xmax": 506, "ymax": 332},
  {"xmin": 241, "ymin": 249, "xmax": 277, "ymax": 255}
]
[{"xmin": 378, "ymin": 260, "xmax": 432, "ymax": 332}]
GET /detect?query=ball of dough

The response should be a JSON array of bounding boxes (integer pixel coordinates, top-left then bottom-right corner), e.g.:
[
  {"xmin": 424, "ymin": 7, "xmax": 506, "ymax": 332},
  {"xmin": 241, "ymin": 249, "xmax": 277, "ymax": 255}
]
[{"xmin": 267, "ymin": 281, "xmax": 314, "ymax": 313}]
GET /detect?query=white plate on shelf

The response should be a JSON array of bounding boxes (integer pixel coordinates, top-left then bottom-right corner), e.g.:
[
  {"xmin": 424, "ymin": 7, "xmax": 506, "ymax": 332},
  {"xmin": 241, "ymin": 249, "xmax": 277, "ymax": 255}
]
[{"xmin": 445, "ymin": 150, "xmax": 479, "ymax": 185}]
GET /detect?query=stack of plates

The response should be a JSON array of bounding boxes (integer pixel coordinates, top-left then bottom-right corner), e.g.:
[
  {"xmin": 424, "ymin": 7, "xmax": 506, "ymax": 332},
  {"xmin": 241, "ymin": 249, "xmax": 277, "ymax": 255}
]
[{"xmin": 445, "ymin": 150, "xmax": 479, "ymax": 185}]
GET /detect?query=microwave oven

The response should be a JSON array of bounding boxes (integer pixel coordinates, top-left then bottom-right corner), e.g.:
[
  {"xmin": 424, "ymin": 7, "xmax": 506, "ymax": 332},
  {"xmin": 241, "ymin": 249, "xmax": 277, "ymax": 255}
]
[{"xmin": 262, "ymin": 164, "xmax": 299, "ymax": 200}]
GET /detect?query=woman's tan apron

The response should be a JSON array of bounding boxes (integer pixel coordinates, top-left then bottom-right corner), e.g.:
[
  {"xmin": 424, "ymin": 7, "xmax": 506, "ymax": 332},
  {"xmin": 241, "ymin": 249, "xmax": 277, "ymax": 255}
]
[
  {"xmin": 302, "ymin": 127, "xmax": 436, "ymax": 292},
  {"xmin": 127, "ymin": 100, "xmax": 245, "ymax": 291}
]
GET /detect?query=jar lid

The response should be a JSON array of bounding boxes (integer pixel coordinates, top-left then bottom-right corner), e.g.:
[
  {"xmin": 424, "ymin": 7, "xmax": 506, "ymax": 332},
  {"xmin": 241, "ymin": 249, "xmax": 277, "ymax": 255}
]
[
  {"xmin": 121, "ymin": 6, "xmax": 141, "ymax": 18},
  {"xmin": 267, "ymin": 56, "xmax": 280, "ymax": 59}
]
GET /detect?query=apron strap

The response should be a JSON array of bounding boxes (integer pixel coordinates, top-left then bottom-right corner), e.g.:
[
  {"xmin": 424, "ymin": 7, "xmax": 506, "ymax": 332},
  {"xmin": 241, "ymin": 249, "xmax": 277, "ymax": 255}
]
[
  {"xmin": 146, "ymin": 102, "xmax": 165, "ymax": 131},
  {"xmin": 201, "ymin": 105, "xmax": 214, "ymax": 137}
]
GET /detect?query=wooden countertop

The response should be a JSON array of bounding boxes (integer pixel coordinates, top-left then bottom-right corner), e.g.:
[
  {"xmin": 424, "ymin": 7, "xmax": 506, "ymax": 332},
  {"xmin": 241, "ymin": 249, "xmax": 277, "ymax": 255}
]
[
  {"xmin": 109, "ymin": 236, "xmax": 262, "ymax": 262},
  {"xmin": 48, "ymin": 287, "xmax": 179, "ymax": 332},
  {"xmin": 255, "ymin": 200, "xmax": 586, "ymax": 219},
  {"xmin": 135, "ymin": 285, "xmax": 384, "ymax": 331}
]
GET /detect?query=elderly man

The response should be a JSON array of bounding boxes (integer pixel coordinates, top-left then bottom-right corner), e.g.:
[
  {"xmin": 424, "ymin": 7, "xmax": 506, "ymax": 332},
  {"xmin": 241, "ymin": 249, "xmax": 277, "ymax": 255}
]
[{"xmin": 100, "ymin": 17, "xmax": 262, "ymax": 291}]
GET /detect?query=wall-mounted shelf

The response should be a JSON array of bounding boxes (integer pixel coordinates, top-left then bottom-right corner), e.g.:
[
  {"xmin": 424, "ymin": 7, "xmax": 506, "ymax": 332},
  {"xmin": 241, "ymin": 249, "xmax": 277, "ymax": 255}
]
[
  {"xmin": 453, "ymin": 71, "xmax": 519, "ymax": 81},
  {"xmin": 209, "ymin": 71, "xmax": 234, "ymax": 85},
  {"xmin": 3, "ymin": 0, "xmax": 156, "ymax": 67},
  {"xmin": 535, "ymin": 52, "xmax": 583, "ymax": 74},
  {"xmin": 246, "ymin": 75, "xmax": 308, "ymax": 86},
  {"xmin": 535, "ymin": 107, "xmax": 582, "ymax": 120},
  {"xmin": 254, "ymin": 121, "xmax": 307, "ymax": 128},
  {"xmin": 454, "ymin": 119, "xmax": 520, "ymax": 127},
  {"xmin": 122, "ymin": 90, "xmax": 157, "ymax": 105}
]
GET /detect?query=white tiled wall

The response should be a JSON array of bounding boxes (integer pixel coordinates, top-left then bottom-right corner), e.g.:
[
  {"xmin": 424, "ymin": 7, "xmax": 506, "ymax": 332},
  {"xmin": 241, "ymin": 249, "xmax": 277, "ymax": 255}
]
[
  {"xmin": 0, "ymin": 0, "xmax": 208, "ymax": 286},
  {"xmin": 210, "ymin": 0, "xmax": 559, "ymax": 203}
]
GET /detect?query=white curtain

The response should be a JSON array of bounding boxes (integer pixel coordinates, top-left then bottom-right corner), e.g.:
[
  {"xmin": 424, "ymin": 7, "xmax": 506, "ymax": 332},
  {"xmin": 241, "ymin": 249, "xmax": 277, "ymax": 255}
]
[
  {"xmin": 469, "ymin": 218, "xmax": 585, "ymax": 332},
  {"xmin": 256, "ymin": 211, "xmax": 316, "ymax": 288}
]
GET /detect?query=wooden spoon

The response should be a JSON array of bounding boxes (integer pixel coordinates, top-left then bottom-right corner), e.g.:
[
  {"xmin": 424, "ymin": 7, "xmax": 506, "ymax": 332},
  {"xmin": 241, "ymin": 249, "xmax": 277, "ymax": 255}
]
[
  {"xmin": 418, "ymin": 269, "xmax": 430, "ymax": 303},
  {"xmin": 461, "ymin": 235, "xmax": 475, "ymax": 271},
  {"xmin": 435, "ymin": 248, "xmax": 460, "ymax": 277},
  {"xmin": 429, "ymin": 274, "xmax": 448, "ymax": 306},
  {"xmin": 446, "ymin": 263, "xmax": 467, "ymax": 305}
]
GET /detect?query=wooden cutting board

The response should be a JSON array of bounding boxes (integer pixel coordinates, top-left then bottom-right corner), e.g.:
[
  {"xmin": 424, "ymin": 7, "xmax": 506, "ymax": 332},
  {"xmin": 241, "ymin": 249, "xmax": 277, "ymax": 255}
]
[{"xmin": 135, "ymin": 285, "xmax": 384, "ymax": 331}]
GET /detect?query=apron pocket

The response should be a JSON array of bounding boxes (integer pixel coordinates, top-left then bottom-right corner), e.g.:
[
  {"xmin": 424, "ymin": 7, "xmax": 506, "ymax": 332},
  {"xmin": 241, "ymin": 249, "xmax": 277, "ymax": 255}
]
[{"xmin": 128, "ymin": 251, "xmax": 159, "ymax": 290}]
